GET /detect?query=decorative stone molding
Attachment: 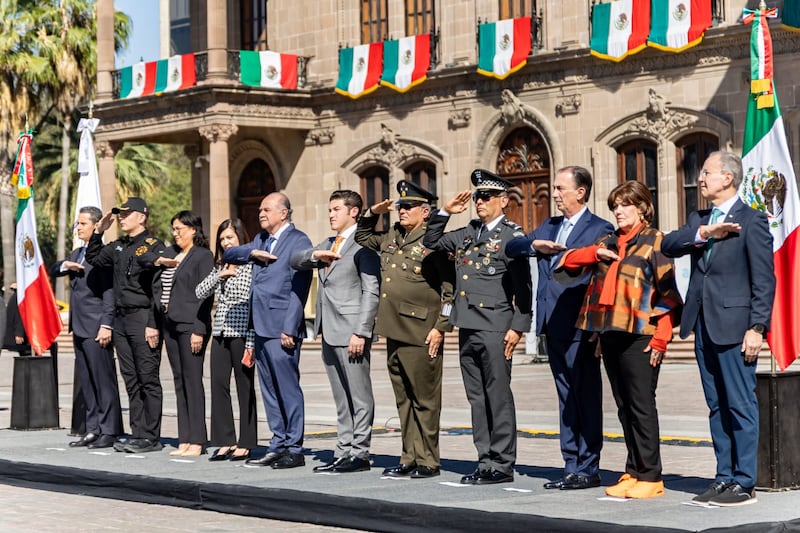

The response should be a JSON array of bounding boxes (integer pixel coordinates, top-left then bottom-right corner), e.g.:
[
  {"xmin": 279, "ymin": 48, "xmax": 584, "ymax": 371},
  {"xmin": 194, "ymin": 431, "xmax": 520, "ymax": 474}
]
[
  {"xmin": 555, "ymin": 93, "xmax": 582, "ymax": 116},
  {"xmin": 230, "ymin": 139, "xmax": 284, "ymax": 190},
  {"xmin": 625, "ymin": 90, "xmax": 698, "ymax": 139},
  {"xmin": 95, "ymin": 140, "xmax": 122, "ymax": 159},
  {"xmin": 360, "ymin": 124, "xmax": 421, "ymax": 167},
  {"xmin": 199, "ymin": 124, "xmax": 239, "ymax": 143},
  {"xmin": 448, "ymin": 107, "xmax": 471, "ymax": 129},
  {"xmin": 305, "ymin": 127, "xmax": 335, "ymax": 146},
  {"xmin": 341, "ymin": 132, "xmax": 447, "ymax": 178}
]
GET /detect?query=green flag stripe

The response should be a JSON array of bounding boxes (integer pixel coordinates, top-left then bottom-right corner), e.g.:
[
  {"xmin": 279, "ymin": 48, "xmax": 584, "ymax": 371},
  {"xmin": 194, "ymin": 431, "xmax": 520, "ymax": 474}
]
[
  {"xmin": 477, "ymin": 23, "xmax": 496, "ymax": 73},
  {"xmin": 590, "ymin": 3, "xmax": 612, "ymax": 55},
  {"xmin": 335, "ymin": 47, "xmax": 354, "ymax": 92},
  {"xmin": 382, "ymin": 39, "xmax": 399, "ymax": 83},
  {"xmin": 743, "ymin": 92, "xmax": 782, "ymax": 156},
  {"xmin": 239, "ymin": 50, "xmax": 263, "ymax": 87},
  {"xmin": 154, "ymin": 59, "xmax": 169, "ymax": 93},
  {"xmin": 119, "ymin": 66, "xmax": 133, "ymax": 98}
]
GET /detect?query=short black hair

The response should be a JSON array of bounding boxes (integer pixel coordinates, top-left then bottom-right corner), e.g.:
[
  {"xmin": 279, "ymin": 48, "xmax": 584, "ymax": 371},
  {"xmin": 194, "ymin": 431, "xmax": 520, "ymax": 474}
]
[{"xmin": 330, "ymin": 189, "xmax": 364, "ymax": 212}]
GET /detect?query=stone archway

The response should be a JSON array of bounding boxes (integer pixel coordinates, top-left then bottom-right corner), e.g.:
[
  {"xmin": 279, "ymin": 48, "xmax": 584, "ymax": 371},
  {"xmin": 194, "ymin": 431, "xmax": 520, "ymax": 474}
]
[
  {"xmin": 496, "ymin": 127, "xmax": 551, "ymax": 233},
  {"xmin": 236, "ymin": 159, "xmax": 276, "ymax": 238}
]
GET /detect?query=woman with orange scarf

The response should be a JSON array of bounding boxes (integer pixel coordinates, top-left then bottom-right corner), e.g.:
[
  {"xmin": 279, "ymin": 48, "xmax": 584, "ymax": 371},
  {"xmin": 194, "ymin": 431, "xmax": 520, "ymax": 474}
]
[{"xmin": 556, "ymin": 181, "xmax": 682, "ymax": 499}]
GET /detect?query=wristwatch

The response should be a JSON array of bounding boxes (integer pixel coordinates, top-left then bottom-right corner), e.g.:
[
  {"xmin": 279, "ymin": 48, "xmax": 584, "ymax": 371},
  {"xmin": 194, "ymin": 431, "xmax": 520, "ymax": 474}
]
[{"xmin": 751, "ymin": 324, "xmax": 766, "ymax": 335}]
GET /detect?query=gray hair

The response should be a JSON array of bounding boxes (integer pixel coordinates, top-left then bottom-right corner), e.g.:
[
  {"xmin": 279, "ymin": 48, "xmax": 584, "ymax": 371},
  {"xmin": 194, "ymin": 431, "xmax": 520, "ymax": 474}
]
[
  {"xmin": 79, "ymin": 206, "xmax": 103, "ymax": 224},
  {"xmin": 709, "ymin": 151, "xmax": 743, "ymax": 188}
]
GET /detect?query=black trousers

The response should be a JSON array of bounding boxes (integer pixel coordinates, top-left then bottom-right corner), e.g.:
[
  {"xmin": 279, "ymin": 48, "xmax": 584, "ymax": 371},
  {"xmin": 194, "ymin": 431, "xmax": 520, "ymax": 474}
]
[
  {"xmin": 210, "ymin": 336, "xmax": 258, "ymax": 449},
  {"xmin": 114, "ymin": 308, "xmax": 163, "ymax": 441},
  {"xmin": 73, "ymin": 334, "xmax": 122, "ymax": 436},
  {"xmin": 163, "ymin": 319, "xmax": 208, "ymax": 444},
  {"xmin": 600, "ymin": 331, "xmax": 662, "ymax": 482},
  {"xmin": 458, "ymin": 328, "xmax": 516, "ymax": 475}
]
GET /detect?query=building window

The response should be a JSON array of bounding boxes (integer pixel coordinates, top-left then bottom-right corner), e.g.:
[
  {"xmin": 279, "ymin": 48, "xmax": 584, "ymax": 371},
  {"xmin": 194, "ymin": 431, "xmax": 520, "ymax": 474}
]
[
  {"xmin": 404, "ymin": 161, "xmax": 436, "ymax": 195},
  {"xmin": 676, "ymin": 133, "xmax": 719, "ymax": 224},
  {"xmin": 617, "ymin": 140, "xmax": 659, "ymax": 228},
  {"xmin": 361, "ymin": 166, "xmax": 391, "ymax": 230},
  {"xmin": 362, "ymin": 0, "xmax": 388, "ymax": 43},
  {"xmin": 499, "ymin": 0, "xmax": 535, "ymax": 18},
  {"xmin": 170, "ymin": 0, "xmax": 191, "ymax": 54},
  {"xmin": 406, "ymin": 0, "xmax": 435, "ymax": 35},
  {"xmin": 240, "ymin": 0, "xmax": 267, "ymax": 50}
]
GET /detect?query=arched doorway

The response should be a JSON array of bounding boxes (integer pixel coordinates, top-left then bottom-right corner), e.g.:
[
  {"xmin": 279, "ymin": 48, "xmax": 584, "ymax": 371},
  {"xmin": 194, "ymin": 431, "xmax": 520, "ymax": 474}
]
[
  {"xmin": 236, "ymin": 158, "xmax": 276, "ymax": 238},
  {"xmin": 496, "ymin": 127, "xmax": 551, "ymax": 233}
]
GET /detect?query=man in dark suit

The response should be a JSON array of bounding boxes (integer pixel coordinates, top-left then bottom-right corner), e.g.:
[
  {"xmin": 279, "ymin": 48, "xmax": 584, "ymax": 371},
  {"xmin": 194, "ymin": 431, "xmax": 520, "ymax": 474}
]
[
  {"xmin": 506, "ymin": 166, "xmax": 613, "ymax": 490},
  {"xmin": 52, "ymin": 206, "xmax": 122, "ymax": 449},
  {"xmin": 224, "ymin": 192, "xmax": 313, "ymax": 469},
  {"xmin": 424, "ymin": 169, "xmax": 532, "ymax": 485},
  {"xmin": 292, "ymin": 190, "xmax": 380, "ymax": 474},
  {"xmin": 662, "ymin": 151, "xmax": 775, "ymax": 506}
]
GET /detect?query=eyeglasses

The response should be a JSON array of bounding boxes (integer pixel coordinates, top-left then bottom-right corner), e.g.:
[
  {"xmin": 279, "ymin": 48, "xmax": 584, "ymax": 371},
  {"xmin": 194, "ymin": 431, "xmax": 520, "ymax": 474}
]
[
  {"xmin": 172, "ymin": 225, "xmax": 190, "ymax": 234},
  {"xmin": 472, "ymin": 191, "xmax": 499, "ymax": 202},
  {"xmin": 396, "ymin": 202, "xmax": 421, "ymax": 211}
]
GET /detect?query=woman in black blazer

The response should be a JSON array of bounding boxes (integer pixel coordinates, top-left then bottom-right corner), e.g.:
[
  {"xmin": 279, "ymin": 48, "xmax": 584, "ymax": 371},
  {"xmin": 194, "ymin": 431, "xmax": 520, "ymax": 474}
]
[{"xmin": 151, "ymin": 211, "xmax": 214, "ymax": 457}]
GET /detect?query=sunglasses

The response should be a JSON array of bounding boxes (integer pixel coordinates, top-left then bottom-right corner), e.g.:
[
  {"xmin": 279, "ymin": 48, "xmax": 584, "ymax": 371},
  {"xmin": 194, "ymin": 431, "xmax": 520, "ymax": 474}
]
[
  {"xmin": 472, "ymin": 191, "xmax": 500, "ymax": 202},
  {"xmin": 396, "ymin": 202, "xmax": 421, "ymax": 210}
]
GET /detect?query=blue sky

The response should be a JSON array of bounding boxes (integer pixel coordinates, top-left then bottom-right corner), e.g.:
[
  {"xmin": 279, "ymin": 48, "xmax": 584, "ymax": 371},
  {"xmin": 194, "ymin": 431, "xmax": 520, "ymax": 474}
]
[{"xmin": 115, "ymin": 0, "xmax": 161, "ymax": 67}]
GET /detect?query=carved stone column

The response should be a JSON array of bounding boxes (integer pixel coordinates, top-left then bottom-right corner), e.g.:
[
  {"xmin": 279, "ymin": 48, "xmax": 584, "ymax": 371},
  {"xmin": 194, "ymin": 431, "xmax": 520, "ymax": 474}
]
[
  {"xmin": 199, "ymin": 125, "xmax": 238, "ymax": 232},
  {"xmin": 206, "ymin": 0, "xmax": 228, "ymax": 81},
  {"xmin": 96, "ymin": 140, "xmax": 122, "ymax": 240},
  {"xmin": 96, "ymin": 0, "xmax": 116, "ymax": 102}
]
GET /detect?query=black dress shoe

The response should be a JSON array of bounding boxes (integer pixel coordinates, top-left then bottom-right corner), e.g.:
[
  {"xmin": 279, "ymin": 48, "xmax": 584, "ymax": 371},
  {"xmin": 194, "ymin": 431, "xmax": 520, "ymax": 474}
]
[
  {"xmin": 475, "ymin": 469, "xmax": 514, "ymax": 485},
  {"xmin": 692, "ymin": 480, "xmax": 729, "ymax": 503},
  {"xmin": 314, "ymin": 456, "xmax": 348, "ymax": 472},
  {"xmin": 87, "ymin": 435, "xmax": 116, "ymax": 449},
  {"xmin": 124, "ymin": 438, "xmax": 163, "ymax": 453},
  {"xmin": 245, "ymin": 451, "xmax": 285, "ymax": 467},
  {"xmin": 460, "ymin": 469, "xmax": 484, "ymax": 485},
  {"xmin": 209, "ymin": 447, "xmax": 235, "ymax": 462},
  {"xmin": 332, "ymin": 456, "xmax": 371, "ymax": 473},
  {"xmin": 272, "ymin": 452, "xmax": 305, "ymax": 469},
  {"xmin": 69, "ymin": 432, "xmax": 98, "ymax": 447},
  {"xmin": 561, "ymin": 474, "xmax": 601, "ymax": 490},
  {"xmin": 410, "ymin": 466, "xmax": 440, "ymax": 479},
  {"xmin": 544, "ymin": 473, "xmax": 579, "ymax": 489},
  {"xmin": 709, "ymin": 482, "xmax": 757, "ymax": 506},
  {"xmin": 383, "ymin": 463, "xmax": 417, "ymax": 477}
]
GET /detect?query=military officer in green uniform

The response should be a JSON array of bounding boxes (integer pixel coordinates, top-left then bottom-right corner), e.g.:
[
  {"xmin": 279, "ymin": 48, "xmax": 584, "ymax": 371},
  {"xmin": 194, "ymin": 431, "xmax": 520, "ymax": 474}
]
[
  {"xmin": 355, "ymin": 180, "xmax": 454, "ymax": 479},
  {"xmin": 423, "ymin": 169, "xmax": 532, "ymax": 485}
]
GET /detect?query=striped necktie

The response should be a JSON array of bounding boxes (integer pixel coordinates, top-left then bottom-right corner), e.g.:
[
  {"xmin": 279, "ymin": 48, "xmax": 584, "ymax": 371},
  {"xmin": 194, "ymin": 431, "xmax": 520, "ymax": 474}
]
[{"xmin": 704, "ymin": 208, "xmax": 723, "ymax": 261}]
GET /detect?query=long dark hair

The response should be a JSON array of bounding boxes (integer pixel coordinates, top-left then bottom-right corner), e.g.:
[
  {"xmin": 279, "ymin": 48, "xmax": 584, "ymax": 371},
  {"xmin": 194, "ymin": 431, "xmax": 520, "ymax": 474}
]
[
  {"xmin": 171, "ymin": 210, "xmax": 210, "ymax": 248},
  {"xmin": 214, "ymin": 218, "xmax": 250, "ymax": 265}
]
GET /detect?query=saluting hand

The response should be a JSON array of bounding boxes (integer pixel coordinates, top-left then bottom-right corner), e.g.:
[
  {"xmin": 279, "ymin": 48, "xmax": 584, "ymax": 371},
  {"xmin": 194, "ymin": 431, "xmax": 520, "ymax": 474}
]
[
  {"xmin": 370, "ymin": 199, "xmax": 394, "ymax": 215},
  {"xmin": 250, "ymin": 250, "xmax": 278, "ymax": 264},
  {"xmin": 531, "ymin": 240, "xmax": 566, "ymax": 255},
  {"xmin": 312, "ymin": 250, "xmax": 342, "ymax": 264},
  {"xmin": 444, "ymin": 191, "xmax": 472, "ymax": 215},
  {"xmin": 61, "ymin": 260, "xmax": 85, "ymax": 272},
  {"xmin": 95, "ymin": 210, "xmax": 115, "ymax": 234},
  {"xmin": 596, "ymin": 247, "xmax": 620, "ymax": 262}
]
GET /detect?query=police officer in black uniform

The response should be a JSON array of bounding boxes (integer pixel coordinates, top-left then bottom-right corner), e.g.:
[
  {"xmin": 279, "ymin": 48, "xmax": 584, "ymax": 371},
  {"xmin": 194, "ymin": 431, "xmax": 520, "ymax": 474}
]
[
  {"xmin": 85, "ymin": 197, "xmax": 167, "ymax": 453},
  {"xmin": 423, "ymin": 169, "xmax": 532, "ymax": 485}
]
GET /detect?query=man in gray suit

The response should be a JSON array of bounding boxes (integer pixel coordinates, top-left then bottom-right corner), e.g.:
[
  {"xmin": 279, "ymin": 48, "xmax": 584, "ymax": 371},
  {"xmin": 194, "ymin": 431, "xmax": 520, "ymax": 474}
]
[{"xmin": 291, "ymin": 190, "xmax": 381, "ymax": 473}]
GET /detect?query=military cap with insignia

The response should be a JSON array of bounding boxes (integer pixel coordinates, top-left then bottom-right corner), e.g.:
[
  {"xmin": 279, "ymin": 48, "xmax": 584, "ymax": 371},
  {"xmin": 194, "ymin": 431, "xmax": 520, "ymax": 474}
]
[
  {"xmin": 112, "ymin": 197, "xmax": 149, "ymax": 216},
  {"xmin": 396, "ymin": 179, "xmax": 437, "ymax": 205},
  {"xmin": 470, "ymin": 169, "xmax": 512, "ymax": 193}
]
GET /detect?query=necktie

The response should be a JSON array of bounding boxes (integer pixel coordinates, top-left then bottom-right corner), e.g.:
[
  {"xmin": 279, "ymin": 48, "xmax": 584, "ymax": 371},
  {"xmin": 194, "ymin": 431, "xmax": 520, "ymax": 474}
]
[
  {"xmin": 704, "ymin": 208, "xmax": 723, "ymax": 261},
  {"xmin": 331, "ymin": 235, "xmax": 343, "ymax": 254},
  {"xmin": 78, "ymin": 247, "xmax": 87, "ymax": 265},
  {"xmin": 552, "ymin": 220, "xmax": 571, "ymax": 266},
  {"xmin": 265, "ymin": 236, "xmax": 276, "ymax": 253}
]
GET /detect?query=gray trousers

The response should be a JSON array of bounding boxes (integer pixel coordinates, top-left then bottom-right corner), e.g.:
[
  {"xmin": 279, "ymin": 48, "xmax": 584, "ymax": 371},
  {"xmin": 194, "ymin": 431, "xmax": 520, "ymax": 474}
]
[{"xmin": 322, "ymin": 339, "xmax": 375, "ymax": 459}]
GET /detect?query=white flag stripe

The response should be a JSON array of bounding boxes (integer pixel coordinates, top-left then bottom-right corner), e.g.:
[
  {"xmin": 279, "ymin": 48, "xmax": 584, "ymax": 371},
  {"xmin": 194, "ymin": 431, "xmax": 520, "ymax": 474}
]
[
  {"xmin": 259, "ymin": 51, "xmax": 284, "ymax": 89},
  {"xmin": 394, "ymin": 36, "xmax": 417, "ymax": 90},
  {"xmin": 493, "ymin": 19, "xmax": 516, "ymax": 77},
  {"xmin": 165, "ymin": 55, "xmax": 184, "ymax": 92},
  {"xmin": 608, "ymin": 0, "xmax": 634, "ymax": 59},
  {"xmin": 348, "ymin": 45, "xmax": 372, "ymax": 96},
  {"xmin": 128, "ymin": 62, "xmax": 146, "ymax": 98},
  {"xmin": 74, "ymin": 118, "xmax": 102, "ymax": 246},
  {"xmin": 665, "ymin": 0, "xmax": 692, "ymax": 49}
]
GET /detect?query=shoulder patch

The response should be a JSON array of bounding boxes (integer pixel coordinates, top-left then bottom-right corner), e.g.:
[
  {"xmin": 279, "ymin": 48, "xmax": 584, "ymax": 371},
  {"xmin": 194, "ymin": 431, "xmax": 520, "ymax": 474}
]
[
  {"xmin": 503, "ymin": 219, "xmax": 522, "ymax": 229},
  {"xmin": 512, "ymin": 231, "xmax": 525, "ymax": 237},
  {"xmin": 145, "ymin": 238, "xmax": 157, "ymax": 245}
]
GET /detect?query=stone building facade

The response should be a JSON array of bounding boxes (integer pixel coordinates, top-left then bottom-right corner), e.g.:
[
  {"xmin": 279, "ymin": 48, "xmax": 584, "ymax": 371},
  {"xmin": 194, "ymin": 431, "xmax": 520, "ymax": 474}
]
[{"xmin": 94, "ymin": 0, "xmax": 800, "ymax": 245}]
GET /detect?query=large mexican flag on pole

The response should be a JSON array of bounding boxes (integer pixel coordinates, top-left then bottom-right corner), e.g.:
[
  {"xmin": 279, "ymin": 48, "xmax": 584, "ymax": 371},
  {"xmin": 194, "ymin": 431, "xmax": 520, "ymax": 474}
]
[
  {"xmin": 739, "ymin": 5, "xmax": 800, "ymax": 370},
  {"xmin": 11, "ymin": 132, "xmax": 63, "ymax": 355}
]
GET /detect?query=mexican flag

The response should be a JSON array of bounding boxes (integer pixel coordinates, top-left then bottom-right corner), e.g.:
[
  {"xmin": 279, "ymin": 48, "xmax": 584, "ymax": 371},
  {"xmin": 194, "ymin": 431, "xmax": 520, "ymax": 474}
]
[
  {"xmin": 381, "ymin": 34, "xmax": 430, "ymax": 92},
  {"xmin": 590, "ymin": 0, "xmax": 650, "ymax": 62},
  {"xmin": 783, "ymin": 0, "xmax": 800, "ymax": 32},
  {"xmin": 477, "ymin": 17, "xmax": 531, "ymax": 79},
  {"xmin": 240, "ymin": 50, "xmax": 298, "ymax": 90},
  {"xmin": 648, "ymin": 0, "xmax": 712, "ymax": 52},
  {"xmin": 739, "ymin": 6, "xmax": 800, "ymax": 371},
  {"xmin": 11, "ymin": 132, "xmax": 63, "ymax": 356},
  {"xmin": 118, "ymin": 53, "xmax": 196, "ymax": 98},
  {"xmin": 335, "ymin": 43, "xmax": 383, "ymax": 99}
]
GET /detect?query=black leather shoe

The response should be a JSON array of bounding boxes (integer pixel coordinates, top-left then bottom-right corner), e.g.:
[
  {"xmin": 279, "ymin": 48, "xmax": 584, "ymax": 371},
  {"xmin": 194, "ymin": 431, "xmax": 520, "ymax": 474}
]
[
  {"xmin": 709, "ymin": 483, "xmax": 757, "ymax": 506},
  {"xmin": 272, "ymin": 452, "xmax": 305, "ymax": 469},
  {"xmin": 87, "ymin": 434, "xmax": 116, "ymax": 449},
  {"xmin": 475, "ymin": 469, "xmax": 514, "ymax": 485},
  {"xmin": 383, "ymin": 463, "xmax": 417, "ymax": 477},
  {"xmin": 314, "ymin": 456, "xmax": 348, "ymax": 472},
  {"xmin": 245, "ymin": 451, "xmax": 285, "ymax": 467},
  {"xmin": 124, "ymin": 438, "xmax": 163, "ymax": 453},
  {"xmin": 113, "ymin": 437, "xmax": 130, "ymax": 452},
  {"xmin": 410, "ymin": 466, "xmax": 440, "ymax": 479},
  {"xmin": 209, "ymin": 447, "xmax": 235, "ymax": 462},
  {"xmin": 460, "ymin": 469, "xmax": 483, "ymax": 485},
  {"xmin": 332, "ymin": 456, "xmax": 370, "ymax": 473},
  {"xmin": 692, "ymin": 480, "xmax": 729, "ymax": 503},
  {"xmin": 544, "ymin": 473, "xmax": 579, "ymax": 489},
  {"xmin": 561, "ymin": 474, "xmax": 601, "ymax": 490},
  {"xmin": 69, "ymin": 432, "xmax": 98, "ymax": 447}
]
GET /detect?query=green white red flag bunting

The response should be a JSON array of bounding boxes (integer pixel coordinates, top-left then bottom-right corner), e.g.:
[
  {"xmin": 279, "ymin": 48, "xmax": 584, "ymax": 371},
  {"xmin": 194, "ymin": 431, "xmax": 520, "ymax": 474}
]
[
  {"xmin": 118, "ymin": 53, "xmax": 197, "ymax": 99},
  {"xmin": 590, "ymin": 0, "xmax": 650, "ymax": 61},
  {"xmin": 648, "ymin": 0, "xmax": 712, "ymax": 52},
  {"xmin": 335, "ymin": 43, "xmax": 383, "ymax": 99},
  {"xmin": 239, "ymin": 50, "xmax": 298, "ymax": 90},
  {"xmin": 477, "ymin": 17, "xmax": 532, "ymax": 79},
  {"xmin": 11, "ymin": 132, "xmax": 63, "ymax": 355},
  {"xmin": 381, "ymin": 34, "xmax": 430, "ymax": 92},
  {"xmin": 739, "ymin": 5, "xmax": 800, "ymax": 370}
]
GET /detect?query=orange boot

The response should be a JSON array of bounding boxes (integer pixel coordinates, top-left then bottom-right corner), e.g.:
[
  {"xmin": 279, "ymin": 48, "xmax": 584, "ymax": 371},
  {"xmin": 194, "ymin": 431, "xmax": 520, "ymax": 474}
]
[
  {"xmin": 606, "ymin": 473, "xmax": 638, "ymax": 497},
  {"xmin": 625, "ymin": 480, "xmax": 665, "ymax": 499}
]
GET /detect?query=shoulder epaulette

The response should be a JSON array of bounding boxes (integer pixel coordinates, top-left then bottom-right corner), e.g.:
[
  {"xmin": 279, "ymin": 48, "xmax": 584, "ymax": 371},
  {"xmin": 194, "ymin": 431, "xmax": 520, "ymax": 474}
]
[{"xmin": 145, "ymin": 238, "xmax": 157, "ymax": 245}]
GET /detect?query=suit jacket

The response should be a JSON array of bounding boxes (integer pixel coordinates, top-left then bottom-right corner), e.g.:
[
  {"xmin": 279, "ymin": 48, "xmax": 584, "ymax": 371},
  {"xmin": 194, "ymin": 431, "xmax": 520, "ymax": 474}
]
[
  {"xmin": 506, "ymin": 211, "xmax": 613, "ymax": 340},
  {"xmin": 149, "ymin": 245, "xmax": 215, "ymax": 335},
  {"xmin": 661, "ymin": 199, "xmax": 775, "ymax": 345},
  {"xmin": 290, "ymin": 233, "xmax": 381, "ymax": 346},
  {"xmin": 223, "ymin": 224, "xmax": 313, "ymax": 339},
  {"xmin": 423, "ymin": 213, "xmax": 532, "ymax": 333},
  {"xmin": 51, "ymin": 248, "xmax": 115, "ymax": 339}
]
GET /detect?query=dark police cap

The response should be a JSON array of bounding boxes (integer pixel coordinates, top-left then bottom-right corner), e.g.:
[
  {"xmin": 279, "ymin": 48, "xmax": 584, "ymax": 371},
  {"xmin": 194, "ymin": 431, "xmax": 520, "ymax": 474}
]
[
  {"xmin": 396, "ymin": 180, "xmax": 436, "ymax": 204},
  {"xmin": 111, "ymin": 197, "xmax": 149, "ymax": 215},
  {"xmin": 470, "ymin": 169, "xmax": 512, "ymax": 192}
]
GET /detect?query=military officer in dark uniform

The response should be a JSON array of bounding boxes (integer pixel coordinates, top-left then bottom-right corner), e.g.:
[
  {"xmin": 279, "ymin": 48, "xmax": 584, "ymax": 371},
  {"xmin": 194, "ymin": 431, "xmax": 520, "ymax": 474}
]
[
  {"xmin": 85, "ymin": 197, "xmax": 167, "ymax": 453},
  {"xmin": 355, "ymin": 180, "xmax": 455, "ymax": 479},
  {"xmin": 423, "ymin": 169, "xmax": 532, "ymax": 485}
]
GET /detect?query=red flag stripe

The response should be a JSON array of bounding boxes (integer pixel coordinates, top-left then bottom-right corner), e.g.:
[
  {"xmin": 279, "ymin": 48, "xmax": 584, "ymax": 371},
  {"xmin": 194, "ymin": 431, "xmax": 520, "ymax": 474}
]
[
  {"xmin": 767, "ymin": 227, "xmax": 800, "ymax": 370},
  {"xmin": 18, "ymin": 266, "xmax": 63, "ymax": 355},
  {"xmin": 142, "ymin": 61, "xmax": 158, "ymax": 96},
  {"xmin": 280, "ymin": 53, "xmax": 298, "ymax": 90},
  {"xmin": 180, "ymin": 53, "xmax": 196, "ymax": 89}
]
